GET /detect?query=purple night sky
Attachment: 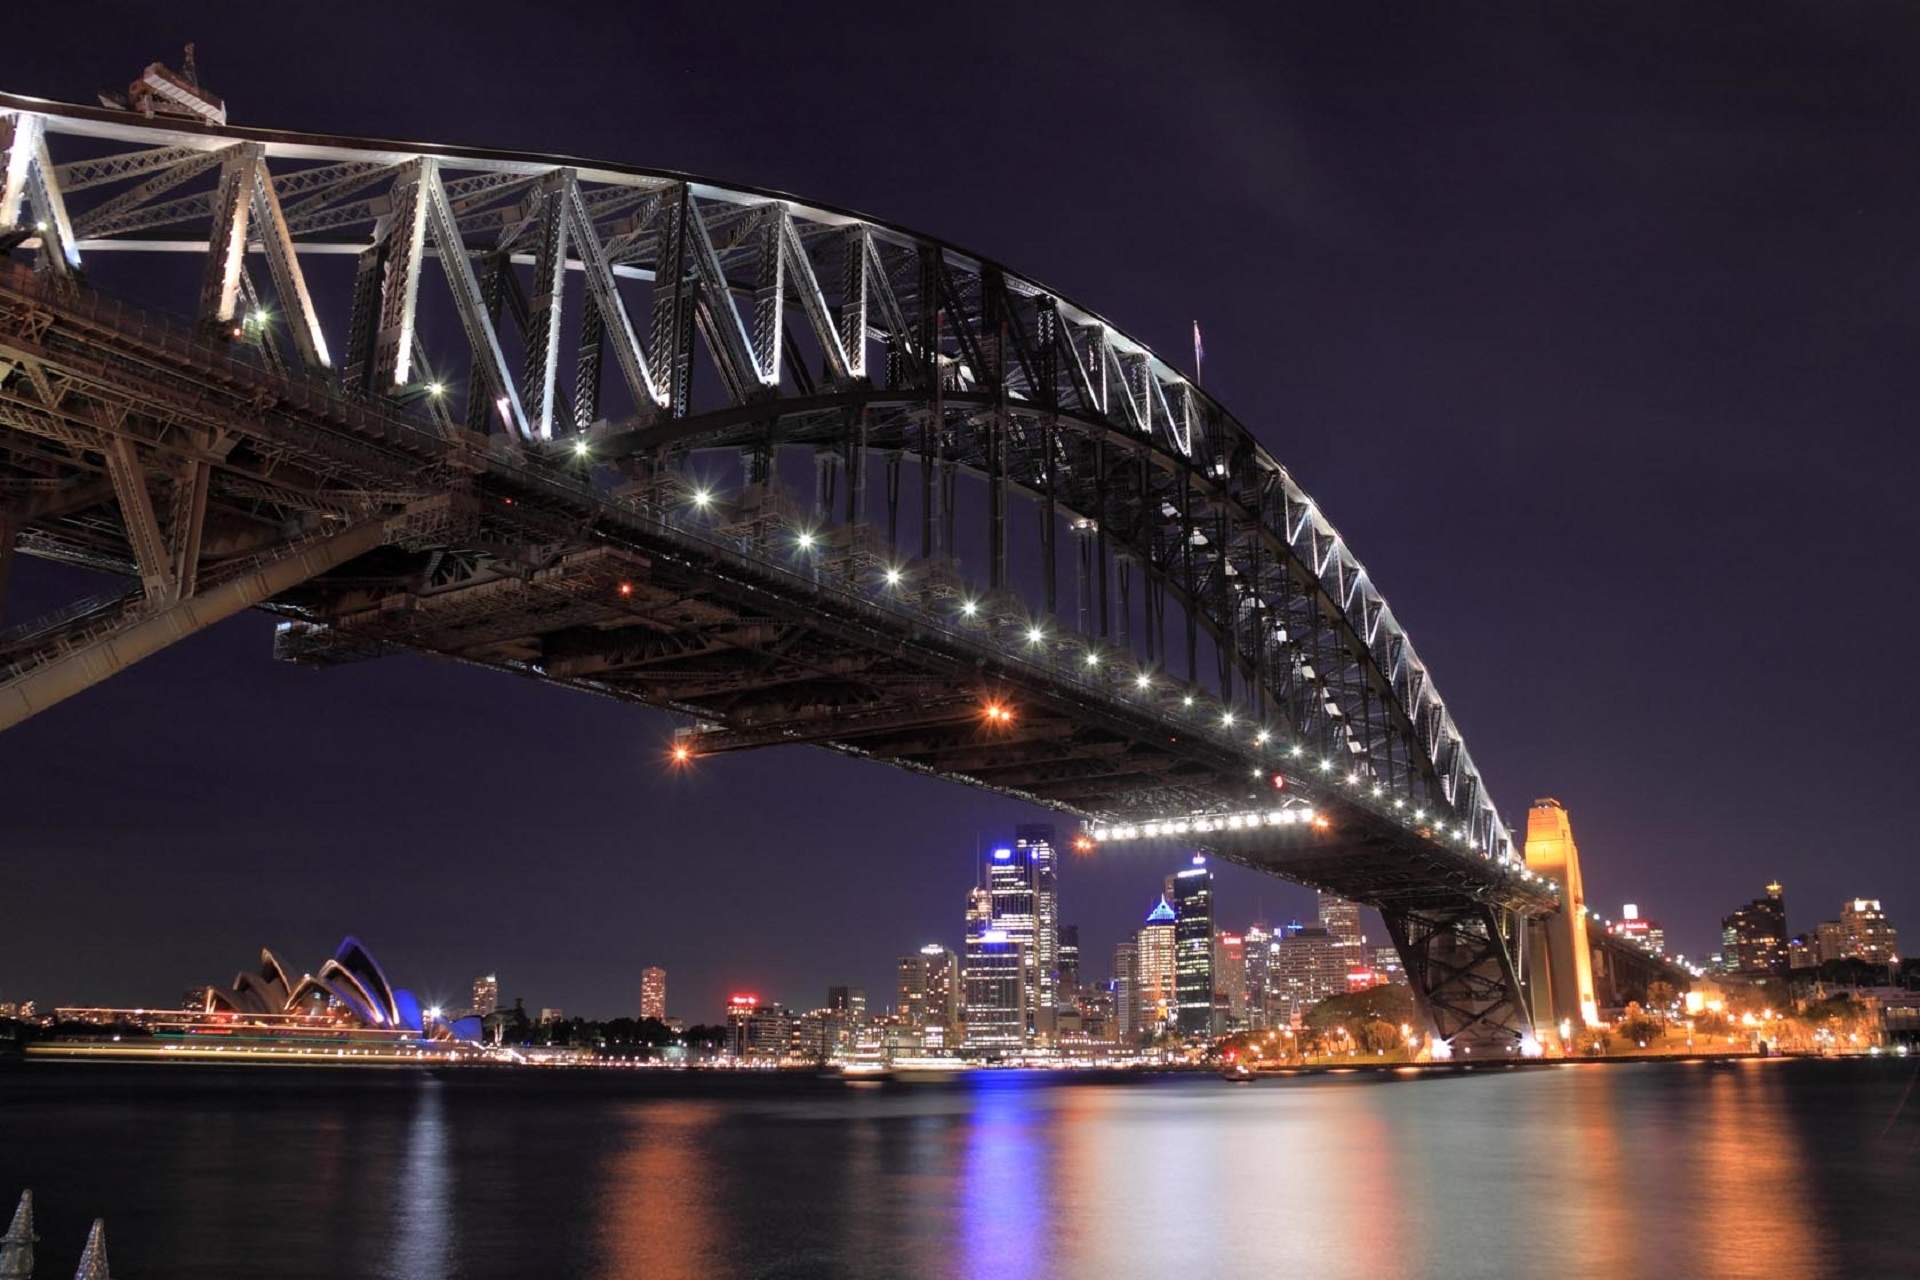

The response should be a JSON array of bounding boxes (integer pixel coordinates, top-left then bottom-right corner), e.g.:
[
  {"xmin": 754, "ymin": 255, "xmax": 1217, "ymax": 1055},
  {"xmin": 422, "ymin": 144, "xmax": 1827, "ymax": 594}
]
[{"xmin": 3, "ymin": 3, "xmax": 1915, "ymax": 1022}]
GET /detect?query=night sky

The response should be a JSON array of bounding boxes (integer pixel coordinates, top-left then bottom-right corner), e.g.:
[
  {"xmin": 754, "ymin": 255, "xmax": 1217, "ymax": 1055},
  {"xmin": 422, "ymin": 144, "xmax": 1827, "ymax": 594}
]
[{"xmin": 4, "ymin": 3, "xmax": 1917, "ymax": 1022}]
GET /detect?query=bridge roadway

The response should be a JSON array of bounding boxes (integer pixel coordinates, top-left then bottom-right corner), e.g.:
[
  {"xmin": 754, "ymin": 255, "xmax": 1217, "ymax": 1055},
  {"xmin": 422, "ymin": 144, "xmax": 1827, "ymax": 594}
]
[{"xmin": 1, "ymin": 92, "xmax": 1569, "ymax": 1050}]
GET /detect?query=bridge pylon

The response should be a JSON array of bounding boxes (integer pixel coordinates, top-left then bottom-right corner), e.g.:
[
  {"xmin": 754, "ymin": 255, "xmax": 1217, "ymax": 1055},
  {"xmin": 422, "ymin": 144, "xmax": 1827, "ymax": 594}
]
[{"xmin": 1522, "ymin": 798, "xmax": 1599, "ymax": 1046}]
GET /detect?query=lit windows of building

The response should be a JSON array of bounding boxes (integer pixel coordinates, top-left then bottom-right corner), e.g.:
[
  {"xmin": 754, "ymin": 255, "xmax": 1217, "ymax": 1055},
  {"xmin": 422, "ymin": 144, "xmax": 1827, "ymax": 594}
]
[
  {"xmin": 470, "ymin": 974, "xmax": 499, "ymax": 1018},
  {"xmin": 1214, "ymin": 932, "xmax": 1247, "ymax": 1026},
  {"xmin": 1057, "ymin": 924, "xmax": 1081, "ymax": 1002},
  {"xmin": 640, "ymin": 967, "xmax": 666, "ymax": 1023},
  {"xmin": 1722, "ymin": 881, "xmax": 1788, "ymax": 976},
  {"xmin": 920, "ymin": 945, "xmax": 959, "ymax": 1046},
  {"xmin": 1172, "ymin": 858, "xmax": 1216, "ymax": 1037},
  {"xmin": 1243, "ymin": 923, "xmax": 1273, "ymax": 1030},
  {"xmin": 963, "ymin": 929, "xmax": 1027, "ymax": 1055},
  {"xmin": 725, "ymin": 994, "xmax": 759, "ymax": 1058},
  {"xmin": 1272, "ymin": 921, "xmax": 1343, "ymax": 1022},
  {"xmin": 743, "ymin": 1003, "xmax": 794, "ymax": 1059},
  {"xmin": 1111, "ymin": 939, "xmax": 1139, "ymax": 1045},
  {"xmin": 1610, "ymin": 904, "xmax": 1665, "ymax": 957},
  {"xmin": 896, "ymin": 953, "xmax": 928, "ymax": 1028},
  {"xmin": 1136, "ymin": 898, "xmax": 1177, "ymax": 1035},
  {"xmin": 1816, "ymin": 919, "xmax": 1847, "ymax": 964},
  {"xmin": 1369, "ymin": 944, "xmax": 1408, "ymax": 987},
  {"xmin": 1840, "ymin": 899, "xmax": 1900, "ymax": 965}
]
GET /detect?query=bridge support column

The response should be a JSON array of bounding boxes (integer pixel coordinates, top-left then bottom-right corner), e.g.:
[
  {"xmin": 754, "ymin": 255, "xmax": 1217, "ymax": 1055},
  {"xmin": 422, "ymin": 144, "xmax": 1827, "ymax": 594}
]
[
  {"xmin": 0, "ymin": 519, "xmax": 388, "ymax": 733},
  {"xmin": 1524, "ymin": 798, "xmax": 1599, "ymax": 1030},
  {"xmin": 1382, "ymin": 901, "xmax": 1536, "ymax": 1056}
]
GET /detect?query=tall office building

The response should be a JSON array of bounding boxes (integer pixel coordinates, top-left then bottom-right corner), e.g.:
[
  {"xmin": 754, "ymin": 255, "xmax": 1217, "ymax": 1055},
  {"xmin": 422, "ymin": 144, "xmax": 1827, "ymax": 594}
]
[
  {"xmin": 1243, "ymin": 922, "xmax": 1273, "ymax": 1029},
  {"xmin": 1318, "ymin": 892, "xmax": 1362, "ymax": 948},
  {"xmin": 922, "ymin": 944, "xmax": 960, "ymax": 1045},
  {"xmin": 1057, "ymin": 924, "xmax": 1081, "ymax": 1001},
  {"xmin": 640, "ymin": 966, "xmax": 667, "ymax": 1022},
  {"xmin": 1816, "ymin": 919, "xmax": 1847, "ymax": 964},
  {"xmin": 726, "ymin": 993, "xmax": 759, "ymax": 1057},
  {"xmin": 1840, "ymin": 899, "xmax": 1900, "ymax": 965},
  {"xmin": 827, "ymin": 986, "xmax": 866, "ymax": 1026},
  {"xmin": 1722, "ymin": 881, "xmax": 1788, "ymax": 976},
  {"xmin": 1136, "ymin": 898, "xmax": 1177, "ymax": 1035},
  {"xmin": 982, "ymin": 827, "xmax": 1060, "ymax": 1042},
  {"xmin": 1112, "ymin": 938, "xmax": 1139, "ymax": 1044},
  {"xmin": 897, "ymin": 953, "xmax": 928, "ymax": 1026},
  {"xmin": 1214, "ymin": 932, "xmax": 1247, "ymax": 1024},
  {"xmin": 964, "ymin": 884, "xmax": 1026, "ymax": 1053},
  {"xmin": 470, "ymin": 974, "xmax": 499, "ymax": 1018},
  {"xmin": 1271, "ymin": 921, "xmax": 1343, "ymax": 1021},
  {"xmin": 1172, "ymin": 858, "xmax": 1216, "ymax": 1037}
]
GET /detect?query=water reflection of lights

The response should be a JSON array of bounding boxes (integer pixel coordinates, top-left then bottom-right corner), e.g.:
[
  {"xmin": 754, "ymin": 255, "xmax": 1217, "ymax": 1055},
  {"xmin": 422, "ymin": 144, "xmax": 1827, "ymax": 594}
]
[
  {"xmin": 385, "ymin": 1080, "xmax": 453, "ymax": 1280},
  {"xmin": 960, "ymin": 1076, "xmax": 1046, "ymax": 1279},
  {"xmin": 597, "ymin": 1102, "xmax": 726, "ymax": 1280}
]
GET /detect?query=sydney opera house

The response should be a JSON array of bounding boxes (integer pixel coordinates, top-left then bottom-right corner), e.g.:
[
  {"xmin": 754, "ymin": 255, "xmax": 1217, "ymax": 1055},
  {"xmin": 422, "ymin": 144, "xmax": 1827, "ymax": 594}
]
[
  {"xmin": 47, "ymin": 935, "xmax": 486, "ymax": 1062},
  {"xmin": 203, "ymin": 935, "xmax": 481, "ymax": 1042}
]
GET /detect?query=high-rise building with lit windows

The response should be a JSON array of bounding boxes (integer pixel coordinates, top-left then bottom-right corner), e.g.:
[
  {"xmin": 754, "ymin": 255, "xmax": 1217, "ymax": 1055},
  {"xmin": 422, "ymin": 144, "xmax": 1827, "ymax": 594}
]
[
  {"xmin": 1057, "ymin": 924, "xmax": 1081, "ymax": 1001},
  {"xmin": 980, "ymin": 827, "xmax": 1060, "ymax": 1043},
  {"xmin": 1243, "ymin": 922, "xmax": 1273, "ymax": 1029},
  {"xmin": 1112, "ymin": 939, "xmax": 1139, "ymax": 1044},
  {"xmin": 1840, "ymin": 899, "xmax": 1899, "ymax": 965},
  {"xmin": 1172, "ymin": 858, "xmax": 1216, "ymax": 1037},
  {"xmin": 1136, "ymin": 898, "xmax": 1177, "ymax": 1035},
  {"xmin": 640, "ymin": 967, "xmax": 666, "ymax": 1022},
  {"xmin": 470, "ymin": 974, "xmax": 498, "ymax": 1018},
  {"xmin": 964, "ymin": 883, "xmax": 1026, "ymax": 1054},
  {"xmin": 1722, "ymin": 881, "xmax": 1788, "ymax": 976}
]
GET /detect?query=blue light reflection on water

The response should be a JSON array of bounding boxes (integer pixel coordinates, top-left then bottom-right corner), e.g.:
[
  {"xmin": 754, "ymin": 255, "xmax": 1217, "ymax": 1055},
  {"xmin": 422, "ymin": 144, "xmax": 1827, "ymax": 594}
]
[{"xmin": 959, "ymin": 1074, "xmax": 1045, "ymax": 1280}]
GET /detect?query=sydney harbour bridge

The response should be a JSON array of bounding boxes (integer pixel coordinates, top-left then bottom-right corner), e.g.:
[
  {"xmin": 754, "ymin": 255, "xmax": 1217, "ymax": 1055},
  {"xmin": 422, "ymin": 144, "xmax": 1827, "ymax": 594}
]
[{"xmin": 0, "ymin": 88, "xmax": 1680, "ymax": 1052}]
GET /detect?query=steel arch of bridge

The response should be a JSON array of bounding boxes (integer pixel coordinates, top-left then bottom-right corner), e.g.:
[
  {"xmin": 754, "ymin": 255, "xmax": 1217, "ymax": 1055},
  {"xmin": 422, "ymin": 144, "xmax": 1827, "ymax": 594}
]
[{"xmin": 0, "ymin": 93, "xmax": 1557, "ymax": 1048}]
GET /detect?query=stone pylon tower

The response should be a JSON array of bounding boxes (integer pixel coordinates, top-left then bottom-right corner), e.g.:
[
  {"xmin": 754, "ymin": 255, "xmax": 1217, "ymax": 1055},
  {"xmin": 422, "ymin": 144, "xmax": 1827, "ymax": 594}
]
[
  {"xmin": 0, "ymin": 1191, "xmax": 34, "ymax": 1280},
  {"xmin": 1525, "ymin": 799, "xmax": 1599, "ymax": 1036}
]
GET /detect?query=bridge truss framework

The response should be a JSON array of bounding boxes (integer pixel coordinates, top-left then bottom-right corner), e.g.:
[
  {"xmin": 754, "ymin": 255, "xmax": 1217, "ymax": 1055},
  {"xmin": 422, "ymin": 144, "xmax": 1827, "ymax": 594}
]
[{"xmin": 1, "ymin": 92, "xmax": 1570, "ymax": 1050}]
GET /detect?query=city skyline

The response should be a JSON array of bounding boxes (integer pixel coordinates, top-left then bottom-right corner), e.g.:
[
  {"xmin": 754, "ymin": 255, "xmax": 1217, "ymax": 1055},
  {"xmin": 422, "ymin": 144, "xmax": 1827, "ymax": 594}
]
[{"xmin": 3, "ymin": 6, "xmax": 1918, "ymax": 1021}]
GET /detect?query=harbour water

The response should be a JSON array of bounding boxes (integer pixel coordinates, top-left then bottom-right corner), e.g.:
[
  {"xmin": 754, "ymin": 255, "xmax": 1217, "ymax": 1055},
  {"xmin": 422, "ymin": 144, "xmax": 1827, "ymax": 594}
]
[{"xmin": 2, "ymin": 1057, "xmax": 1916, "ymax": 1279}]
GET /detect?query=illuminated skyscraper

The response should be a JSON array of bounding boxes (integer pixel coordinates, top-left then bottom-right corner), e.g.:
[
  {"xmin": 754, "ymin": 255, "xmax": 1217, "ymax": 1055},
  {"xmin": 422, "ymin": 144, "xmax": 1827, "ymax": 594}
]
[
  {"xmin": 1214, "ymin": 932, "xmax": 1247, "ymax": 1025},
  {"xmin": 964, "ymin": 884, "xmax": 1026, "ymax": 1054},
  {"xmin": 1271, "ymin": 921, "xmax": 1342, "ymax": 1021},
  {"xmin": 1317, "ymin": 892, "xmax": 1362, "ymax": 948},
  {"xmin": 1723, "ymin": 881, "xmax": 1788, "ymax": 976},
  {"xmin": 1136, "ymin": 898, "xmax": 1177, "ymax": 1035},
  {"xmin": 922, "ymin": 944, "xmax": 959, "ymax": 1045},
  {"xmin": 984, "ymin": 827, "xmax": 1060, "ymax": 1042},
  {"xmin": 725, "ymin": 994, "xmax": 758, "ymax": 1057},
  {"xmin": 1112, "ymin": 938, "xmax": 1139, "ymax": 1044},
  {"xmin": 1243, "ymin": 922, "xmax": 1273, "ymax": 1029},
  {"xmin": 1840, "ymin": 899, "xmax": 1900, "ymax": 965},
  {"xmin": 640, "ymin": 966, "xmax": 666, "ymax": 1022},
  {"xmin": 470, "ymin": 974, "xmax": 498, "ymax": 1018},
  {"xmin": 1172, "ymin": 858, "xmax": 1215, "ymax": 1037},
  {"xmin": 897, "ymin": 953, "xmax": 928, "ymax": 1026},
  {"xmin": 1057, "ymin": 924, "xmax": 1081, "ymax": 1001}
]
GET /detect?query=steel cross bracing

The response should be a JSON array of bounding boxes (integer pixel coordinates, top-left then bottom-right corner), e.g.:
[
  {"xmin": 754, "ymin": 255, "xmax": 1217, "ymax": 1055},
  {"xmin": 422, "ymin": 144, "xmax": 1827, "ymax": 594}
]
[{"xmin": 1, "ymin": 94, "xmax": 1557, "ymax": 1048}]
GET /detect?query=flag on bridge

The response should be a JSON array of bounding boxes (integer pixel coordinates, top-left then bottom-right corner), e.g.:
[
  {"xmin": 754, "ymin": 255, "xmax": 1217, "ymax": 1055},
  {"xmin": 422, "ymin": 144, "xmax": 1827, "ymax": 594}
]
[{"xmin": 1192, "ymin": 321, "xmax": 1205, "ymax": 386}]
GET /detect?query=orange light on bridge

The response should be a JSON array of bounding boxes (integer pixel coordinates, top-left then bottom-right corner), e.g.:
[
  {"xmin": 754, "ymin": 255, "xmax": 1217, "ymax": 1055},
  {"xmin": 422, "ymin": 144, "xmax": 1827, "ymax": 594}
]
[
  {"xmin": 1072, "ymin": 834, "xmax": 1095, "ymax": 854},
  {"xmin": 1312, "ymin": 816, "xmax": 1331, "ymax": 830},
  {"xmin": 618, "ymin": 582, "xmax": 633, "ymax": 597},
  {"xmin": 670, "ymin": 743, "xmax": 694, "ymax": 765},
  {"xmin": 982, "ymin": 702, "xmax": 1014, "ymax": 725}
]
